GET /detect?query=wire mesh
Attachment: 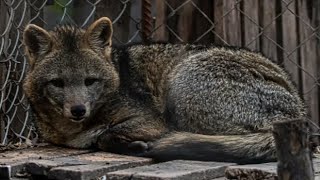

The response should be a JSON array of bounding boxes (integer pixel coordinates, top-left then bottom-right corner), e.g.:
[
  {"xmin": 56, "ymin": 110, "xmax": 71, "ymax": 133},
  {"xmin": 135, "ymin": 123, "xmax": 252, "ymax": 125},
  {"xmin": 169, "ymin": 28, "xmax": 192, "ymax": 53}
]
[{"xmin": 1, "ymin": 0, "xmax": 320, "ymax": 148}]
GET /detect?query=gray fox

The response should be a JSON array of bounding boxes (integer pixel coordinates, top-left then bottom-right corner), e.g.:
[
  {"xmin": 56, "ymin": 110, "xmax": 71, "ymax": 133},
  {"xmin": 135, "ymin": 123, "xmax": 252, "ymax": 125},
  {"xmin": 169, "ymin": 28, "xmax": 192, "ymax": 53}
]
[{"xmin": 23, "ymin": 17, "xmax": 305, "ymax": 164}]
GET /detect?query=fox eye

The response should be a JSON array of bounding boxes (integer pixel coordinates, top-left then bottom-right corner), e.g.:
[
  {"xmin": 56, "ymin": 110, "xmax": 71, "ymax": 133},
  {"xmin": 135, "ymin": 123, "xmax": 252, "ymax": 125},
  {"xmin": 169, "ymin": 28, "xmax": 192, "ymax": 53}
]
[
  {"xmin": 49, "ymin": 79, "xmax": 64, "ymax": 88},
  {"xmin": 85, "ymin": 78, "xmax": 99, "ymax": 86}
]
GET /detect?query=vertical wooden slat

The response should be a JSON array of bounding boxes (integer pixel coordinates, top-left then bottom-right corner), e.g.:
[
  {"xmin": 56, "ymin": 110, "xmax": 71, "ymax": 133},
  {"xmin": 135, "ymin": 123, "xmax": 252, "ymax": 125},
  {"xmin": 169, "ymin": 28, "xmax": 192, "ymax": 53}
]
[
  {"xmin": 243, "ymin": 0, "xmax": 260, "ymax": 51},
  {"xmin": 153, "ymin": 0, "xmax": 168, "ymax": 42},
  {"xmin": 261, "ymin": 0, "xmax": 278, "ymax": 62},
  {"xmin": 213, "ymin": 0, "xmax": 225, "ymax": 45},
  {"xmin": 298, "ymin": 0, "xmax": 319, "ymax": 133},
  {"xmin": 165, "ymin": 0, "xmax": 193, "ymax": 43},
  {"xmin": 213, "ymin": 0, "xmax": 241, "ymax": 46},
  {"xmin": 223, "ymin": 0, "xmax": 241, "ymax": 46},
  {"xmin": 129, "ymin": 0, "xmax": 141, "ymax": 43},
  {"xmin": 95, "ymin": 1, "xmax": 131, "ymax": 44},
  {"xmin": 177, "ymin": 1, "xmax": 196, "ymax": 42},
  {"xmin": 165, "ymin": 1, "xmax": 178, "ymax": 43},
  {"xmin": 281, "ymin": 1, "xmax": 300, "ymax": 86},
  {"xmin": 173, "ymin": 0, "xmax": 213, "ymax": 43},
  {"xmin": 194, "ymin": 0, "xmax": 214, "ymax": 44}
]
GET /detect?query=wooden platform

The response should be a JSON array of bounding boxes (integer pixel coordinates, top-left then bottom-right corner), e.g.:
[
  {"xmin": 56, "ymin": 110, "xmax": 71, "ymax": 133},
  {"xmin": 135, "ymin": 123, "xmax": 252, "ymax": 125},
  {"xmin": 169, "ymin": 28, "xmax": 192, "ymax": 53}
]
[{"xmin": 1, "ymin": 146, "xmax": 319, "ymax": 180}]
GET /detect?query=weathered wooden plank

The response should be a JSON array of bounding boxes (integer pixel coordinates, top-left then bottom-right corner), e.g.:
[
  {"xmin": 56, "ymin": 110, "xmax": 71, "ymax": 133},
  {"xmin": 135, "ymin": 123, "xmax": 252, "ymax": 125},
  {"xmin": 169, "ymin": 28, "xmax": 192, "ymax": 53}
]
[
  {"xmin": 243, "ymin": 0, "xmax": 260, "ymax": 51},
  {"xmin": 0, "ymin": 162, "xmax": 29, "ymax": 179},
  {"xmin": 225, "ymin": 163, "xmax": 277, "ymax": 180},
  {"xmin": 273, "ymin": 119, "xmax": 314, "ymax": 180},
  {"xmin": 0, "ymin": 145, "xmax": 92, "ymax": 163},
  {"xmin": 153, "ymin": 0, "xmax": 168, "ymax": 42},
  {"xmin": 107, "ymin": 160, "xmax": 233, "ymax": 180},
  {"xmin": 223, "ymin": 0, "xmax": 241, "ymax": 46},
  {"xmin": 2, "ymin": 145, "xmax": 320, "ymax": 179},
  {"xmin": 26, "ymin": 152, "xmax": 152, "ymax": 180},
  {"xmin": 281, "ymin": 0, "xmax": 300, "ymax": 86},
  {"xmin": 260, "ymin": 0, "xmax": 278, "ymax": 62},
  {"xmin": 0, "ymin": 146, "xmax": 92, "ymax": 178},
  {"xmin": 48, "ymin": 160, "xmax": 150, "ymax": 180},
  {"xmin": 298, "ymin": 0, "xmax": 319, "ymax": 133},
  {"xmin": 226, "ymin": 158, "xmax": 320, "ymax": 179}
]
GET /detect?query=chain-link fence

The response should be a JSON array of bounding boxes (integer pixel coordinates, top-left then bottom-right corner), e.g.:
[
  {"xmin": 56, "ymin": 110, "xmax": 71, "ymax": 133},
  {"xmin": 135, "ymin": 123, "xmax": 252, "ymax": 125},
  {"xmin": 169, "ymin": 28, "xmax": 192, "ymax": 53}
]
[{"xmin": 1, "ymin": 0, "xmax": 320, "ymax": 148}]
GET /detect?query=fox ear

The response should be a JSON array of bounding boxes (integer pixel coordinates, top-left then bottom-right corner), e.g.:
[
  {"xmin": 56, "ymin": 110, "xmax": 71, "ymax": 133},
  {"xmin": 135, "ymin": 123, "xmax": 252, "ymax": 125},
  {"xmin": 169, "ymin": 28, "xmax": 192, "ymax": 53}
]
[
  {"xmin": 85, "ymin": 17, "xmax": 113, "ymax": 51},
  {"xmin": 23, "ymin": 24, "xmax": 52, "ymax": 58}
]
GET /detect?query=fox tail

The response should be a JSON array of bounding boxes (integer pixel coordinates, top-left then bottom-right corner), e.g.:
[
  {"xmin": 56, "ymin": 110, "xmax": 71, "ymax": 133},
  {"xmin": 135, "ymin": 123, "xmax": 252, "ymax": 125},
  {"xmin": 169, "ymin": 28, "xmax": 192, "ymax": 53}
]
[{"xmin": 143, "ymin": 132, "xmax": 276, "ymax": 164}]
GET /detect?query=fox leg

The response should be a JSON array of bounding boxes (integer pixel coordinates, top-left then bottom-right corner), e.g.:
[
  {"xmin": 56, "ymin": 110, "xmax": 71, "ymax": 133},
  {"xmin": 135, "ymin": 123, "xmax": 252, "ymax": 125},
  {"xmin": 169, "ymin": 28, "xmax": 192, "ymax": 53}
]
[{"xmin": 96, "ymin": 114, "xmax": 168, "ymax": 154}]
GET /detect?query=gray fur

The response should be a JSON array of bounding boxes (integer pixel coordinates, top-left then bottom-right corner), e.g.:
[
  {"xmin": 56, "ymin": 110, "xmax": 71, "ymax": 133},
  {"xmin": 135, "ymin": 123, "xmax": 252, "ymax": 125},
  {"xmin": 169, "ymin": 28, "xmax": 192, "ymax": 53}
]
[{"xmin": 23, "ymin": 17, "xmax": 305, "ymax": 164}]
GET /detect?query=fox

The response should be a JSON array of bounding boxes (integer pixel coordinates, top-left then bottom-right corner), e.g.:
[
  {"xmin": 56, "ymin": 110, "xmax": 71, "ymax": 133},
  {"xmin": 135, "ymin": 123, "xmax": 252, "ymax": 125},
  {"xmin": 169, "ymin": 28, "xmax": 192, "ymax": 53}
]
[{"xmin": 23, "ymin": 17, "xmax": 306, "ymax": 164}]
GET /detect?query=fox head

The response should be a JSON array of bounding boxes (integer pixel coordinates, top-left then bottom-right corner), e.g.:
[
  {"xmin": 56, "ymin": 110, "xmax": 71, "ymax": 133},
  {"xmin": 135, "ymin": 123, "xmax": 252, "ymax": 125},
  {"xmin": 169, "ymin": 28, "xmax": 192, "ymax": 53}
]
[{"xmin": 23, "ymin": 17, "xmax": 119, "ymax": 123}]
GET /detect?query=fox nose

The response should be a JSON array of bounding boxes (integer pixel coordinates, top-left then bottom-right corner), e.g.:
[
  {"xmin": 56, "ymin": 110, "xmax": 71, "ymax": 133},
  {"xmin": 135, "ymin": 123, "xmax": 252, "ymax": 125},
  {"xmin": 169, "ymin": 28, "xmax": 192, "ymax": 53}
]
[{"xmin": 70, "ymin": 105, "xmax": 86, "ymax": 118}]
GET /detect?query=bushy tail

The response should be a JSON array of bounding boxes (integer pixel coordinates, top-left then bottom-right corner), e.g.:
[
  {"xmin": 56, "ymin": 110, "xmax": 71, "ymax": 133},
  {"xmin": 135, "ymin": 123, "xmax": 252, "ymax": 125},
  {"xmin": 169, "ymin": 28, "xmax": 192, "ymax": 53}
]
[{"xmin": 143, "ymin": 132, "xmax": 276, "ymax": 164}]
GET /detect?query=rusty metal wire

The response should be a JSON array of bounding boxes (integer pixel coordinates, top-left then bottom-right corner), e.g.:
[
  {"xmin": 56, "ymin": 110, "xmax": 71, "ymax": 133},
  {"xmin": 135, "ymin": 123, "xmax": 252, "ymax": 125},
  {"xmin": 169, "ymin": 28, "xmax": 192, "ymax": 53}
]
[{"xmin": 1, "ymin": 0, "xmax": 320, "ymax": 147}]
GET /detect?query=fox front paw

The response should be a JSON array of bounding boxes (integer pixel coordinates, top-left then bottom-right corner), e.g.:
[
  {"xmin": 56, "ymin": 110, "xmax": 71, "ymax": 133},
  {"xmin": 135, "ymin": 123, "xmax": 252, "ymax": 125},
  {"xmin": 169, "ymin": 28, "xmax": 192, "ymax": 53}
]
[
  {"xmin": 128, "ymin": 141, "xmax": 150, "ymax": 154},
  {"xmin": 96, "ymin": 133, "xmax": 150, "ymax": 155},
  {"xmin": 96, "ymin": 133, "xmax": 130, "ymax": 153}
]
